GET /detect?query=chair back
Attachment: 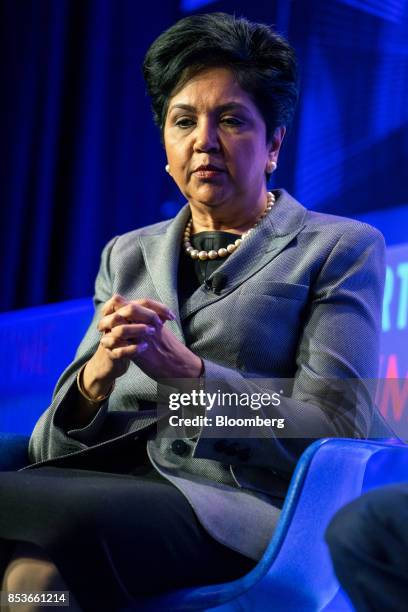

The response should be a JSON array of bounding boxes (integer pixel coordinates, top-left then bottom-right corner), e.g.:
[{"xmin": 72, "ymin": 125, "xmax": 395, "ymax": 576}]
[{"xmin": 0, "ymin": 298, "xmax": 93, "ymax": 433}]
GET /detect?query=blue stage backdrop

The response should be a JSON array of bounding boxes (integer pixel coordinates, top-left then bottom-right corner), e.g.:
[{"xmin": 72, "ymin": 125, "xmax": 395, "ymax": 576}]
[{"xmin": 0, "ymin": 0, "xmax": 407, "ymax": 312}]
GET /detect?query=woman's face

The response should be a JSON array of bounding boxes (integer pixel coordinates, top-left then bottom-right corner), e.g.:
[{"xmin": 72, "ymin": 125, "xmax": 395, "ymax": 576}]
[{"xmin": 163, "ymin": 67, "xmax": 285, "ymax": 213}]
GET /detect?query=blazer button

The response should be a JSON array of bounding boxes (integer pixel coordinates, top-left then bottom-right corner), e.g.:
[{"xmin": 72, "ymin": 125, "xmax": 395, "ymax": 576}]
[
  {"xmin": 171, "ymin": 439, "xmax": 190, "ymax": 457},
  {"xmin": 225, "ymin": 442, "xmax": 240, "ymax": 456}
]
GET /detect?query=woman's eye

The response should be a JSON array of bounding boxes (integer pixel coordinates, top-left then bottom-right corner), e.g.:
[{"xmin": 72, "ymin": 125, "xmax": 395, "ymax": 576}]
[
  {"xmin": 175, "ymin": 118, "xmax": 195, "ymax": 128},
  {"xmin": 221, "ymin": 117, "xmax": 243, "ymax": 126}
]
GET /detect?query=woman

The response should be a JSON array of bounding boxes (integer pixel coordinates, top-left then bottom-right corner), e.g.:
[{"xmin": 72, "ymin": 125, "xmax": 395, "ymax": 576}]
[{"xmin": 0, "ymin": 12, "xmax": 385, "ymax": 612}]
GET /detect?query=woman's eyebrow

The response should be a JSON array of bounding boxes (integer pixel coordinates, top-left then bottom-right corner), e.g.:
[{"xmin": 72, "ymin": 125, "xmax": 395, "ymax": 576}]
[{"xmin": 168, "ymin": 102, "xmax": 251, "ymax": 114}]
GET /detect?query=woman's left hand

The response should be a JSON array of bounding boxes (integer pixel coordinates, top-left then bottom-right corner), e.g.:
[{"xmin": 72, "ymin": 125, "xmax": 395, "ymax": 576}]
[{"xmin": 98, "ymin": 296, "xmax": 203, "ymax": 380}]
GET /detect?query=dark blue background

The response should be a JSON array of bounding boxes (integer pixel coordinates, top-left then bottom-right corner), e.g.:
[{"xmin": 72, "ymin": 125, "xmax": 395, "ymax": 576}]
[{"xmin": 1, "ymin": 0, "xmax": 407, "ymax": 312}]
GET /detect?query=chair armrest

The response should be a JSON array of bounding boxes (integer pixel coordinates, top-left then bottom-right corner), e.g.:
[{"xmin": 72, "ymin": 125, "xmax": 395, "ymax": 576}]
[{"xmin": 0, "ymin": 433, "xmax": 30, "ymax": 470}]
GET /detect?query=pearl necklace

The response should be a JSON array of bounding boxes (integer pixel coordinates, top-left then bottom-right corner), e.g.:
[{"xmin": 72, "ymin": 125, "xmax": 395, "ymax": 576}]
[{"xmin": 183, "ymin": 191, "xmax": 276, "ymax": 260}]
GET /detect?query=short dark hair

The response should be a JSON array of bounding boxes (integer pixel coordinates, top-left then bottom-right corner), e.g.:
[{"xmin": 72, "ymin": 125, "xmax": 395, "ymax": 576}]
[{"xmin": 142, "ymin": 12, "xmax": 299, "ymax": 143}]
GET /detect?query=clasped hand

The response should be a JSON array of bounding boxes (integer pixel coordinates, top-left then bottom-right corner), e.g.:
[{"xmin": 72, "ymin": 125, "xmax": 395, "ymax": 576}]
[{"xmin": 93, "ymin": 294, "xmax": 202, "ymax": 384}]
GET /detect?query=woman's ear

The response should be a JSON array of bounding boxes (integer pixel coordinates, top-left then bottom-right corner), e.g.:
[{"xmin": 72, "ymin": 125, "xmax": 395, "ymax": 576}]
[
  {"xmin": 267, "ymin": 126, "xmax": 286, "ymax": 171},
  {"xmin": 271, "ymin": 126, "xmax": 286, "ymax": 157}
]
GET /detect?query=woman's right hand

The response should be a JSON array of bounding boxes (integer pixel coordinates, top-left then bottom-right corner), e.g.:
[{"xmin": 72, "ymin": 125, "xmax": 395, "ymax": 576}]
[{"xmin": 81, "ymin": 294, "xmax": 175, "ymax": 400}]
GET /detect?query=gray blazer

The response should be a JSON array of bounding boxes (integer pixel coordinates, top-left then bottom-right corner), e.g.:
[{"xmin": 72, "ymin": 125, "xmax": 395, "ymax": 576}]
[{"xmin": 27, "ymin": 189, "xmax": 386, "ymax": 561}]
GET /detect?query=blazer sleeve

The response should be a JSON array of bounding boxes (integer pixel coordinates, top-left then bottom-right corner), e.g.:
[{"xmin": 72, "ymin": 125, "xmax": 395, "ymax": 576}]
[
  {"xmin": 28, "ymin": 237, "xmax": 118, "ymax": 463},
  {"xmin": 193, "ymin": 223, "xmax": 386, "ymax": 475}
]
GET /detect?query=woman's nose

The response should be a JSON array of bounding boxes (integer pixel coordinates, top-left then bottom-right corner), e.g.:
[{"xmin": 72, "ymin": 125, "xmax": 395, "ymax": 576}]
[{"xmin": 193, "ymin": 120, "xmax": 220, "ymax": 152}]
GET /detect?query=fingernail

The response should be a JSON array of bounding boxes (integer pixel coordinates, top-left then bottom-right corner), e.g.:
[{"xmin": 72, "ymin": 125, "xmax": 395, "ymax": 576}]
[
  {"xmin": 167, "ymin": 310, "xmax": 177, "ymax": 321},
  {"xmin": 146, "ymin": 326, "xmax": 156, "ymax": 335},
  {"xmin": 137, "ymin": 342, "xmax": 148, "ymax": 353}
]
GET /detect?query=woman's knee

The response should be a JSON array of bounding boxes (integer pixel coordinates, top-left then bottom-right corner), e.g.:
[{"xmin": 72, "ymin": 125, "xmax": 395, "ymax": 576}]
[{"xmin": 2, "ymin": 542, "xmax": 64, "ymax": 592}]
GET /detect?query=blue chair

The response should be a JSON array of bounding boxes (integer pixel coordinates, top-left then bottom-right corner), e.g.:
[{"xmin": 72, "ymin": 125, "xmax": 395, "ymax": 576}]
[
  {"xmin": 1, "ymin": 300, "xmax": 407, "ymax": 611},
  {"xmin": 0, "ymin": 298, "xmax": 94, "ymax": 434}
]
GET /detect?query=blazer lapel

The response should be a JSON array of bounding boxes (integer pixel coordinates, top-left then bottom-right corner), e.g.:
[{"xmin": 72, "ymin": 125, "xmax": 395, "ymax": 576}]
[
  {"xmin": 180, "ymin": 189, "xmax": 307, "ymax": 320},
  {"xmin": 139, "ymin": 189, "xmax": 307, "ymax": 326},
  {"xmin": 139, "ymin": 205, "xmax": 190, "ymax": 341}
]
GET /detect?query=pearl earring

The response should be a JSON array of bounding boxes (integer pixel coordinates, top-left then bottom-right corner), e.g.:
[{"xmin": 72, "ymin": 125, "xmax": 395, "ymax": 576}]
[
  {"xmin": 165, "ymin": 164, "xmax": 170, "ymax": 174},
  {"xmin": 270, "ymin": 161, "xmax": 277, "ymax": 173}
]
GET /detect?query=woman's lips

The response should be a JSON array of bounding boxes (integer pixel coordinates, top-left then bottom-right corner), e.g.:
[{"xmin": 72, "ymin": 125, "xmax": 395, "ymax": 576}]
[
  {"xmin": 194, "ymin": 169, "xmax": 224, "ymax": 178},
  {"xmin": 193, "ymin": 166, "xmax": 225, "ymax": 178}
]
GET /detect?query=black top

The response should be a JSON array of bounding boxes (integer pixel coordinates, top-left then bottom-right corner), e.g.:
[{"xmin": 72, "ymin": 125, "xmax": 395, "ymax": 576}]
[{"xmin": 177, "ymin": 231, "xmax": 242, "ymax": 305}]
